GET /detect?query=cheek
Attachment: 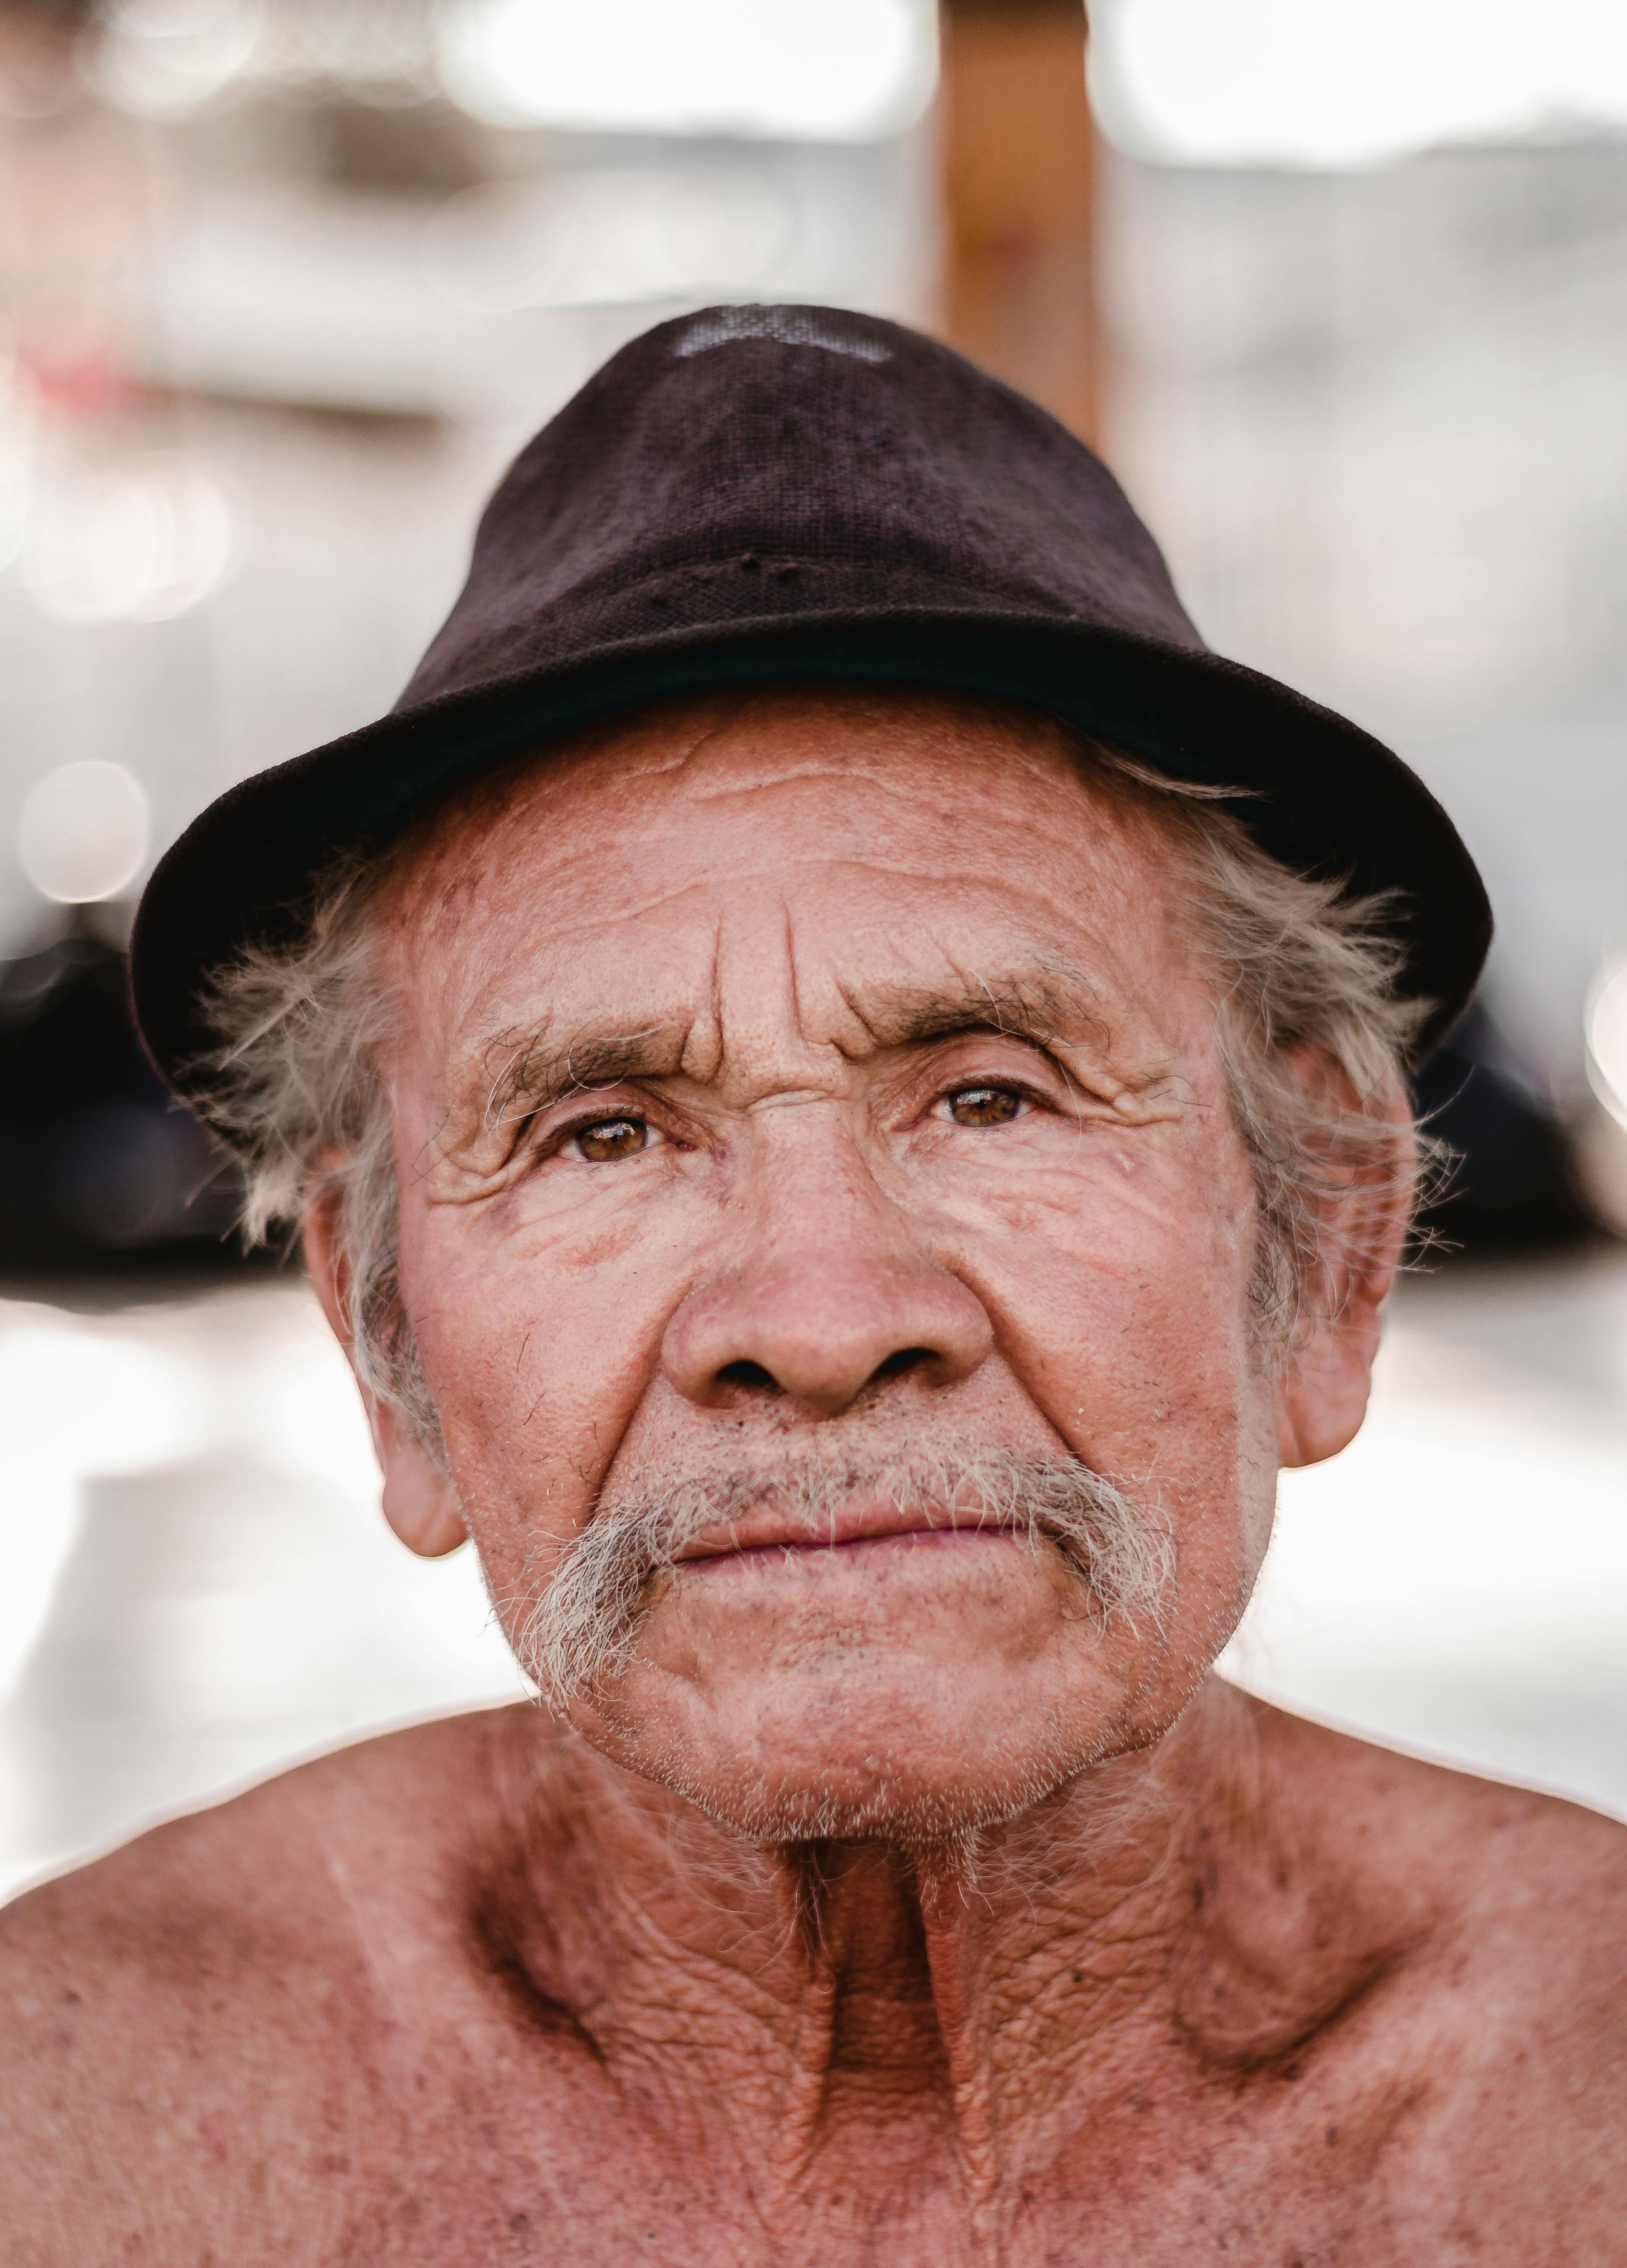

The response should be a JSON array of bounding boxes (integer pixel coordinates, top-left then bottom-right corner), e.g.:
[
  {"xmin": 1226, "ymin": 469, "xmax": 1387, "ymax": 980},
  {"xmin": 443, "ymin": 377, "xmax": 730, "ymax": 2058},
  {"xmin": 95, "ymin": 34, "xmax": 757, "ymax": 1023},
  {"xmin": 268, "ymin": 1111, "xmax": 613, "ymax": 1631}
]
[
  {"xmin": 956, "ymin": 1133, "xmax": 1275, "ymax": 1596},
  {"xmin": 395, "ymin": 1182, "xmax": 685, "ymax": 1582}
]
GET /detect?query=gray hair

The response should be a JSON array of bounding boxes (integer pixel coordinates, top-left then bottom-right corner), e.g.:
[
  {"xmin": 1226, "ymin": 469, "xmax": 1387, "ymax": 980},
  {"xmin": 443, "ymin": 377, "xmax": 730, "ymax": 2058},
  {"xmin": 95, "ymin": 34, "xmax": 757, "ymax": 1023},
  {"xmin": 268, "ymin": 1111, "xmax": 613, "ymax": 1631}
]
[
  {"xmin": 195, "ymin": 729, "xmax": 1428, "ymax": 1449},
  {"xmin": 515, "ymin": 1445, "xmax": 1172, "ymax": 1712}
]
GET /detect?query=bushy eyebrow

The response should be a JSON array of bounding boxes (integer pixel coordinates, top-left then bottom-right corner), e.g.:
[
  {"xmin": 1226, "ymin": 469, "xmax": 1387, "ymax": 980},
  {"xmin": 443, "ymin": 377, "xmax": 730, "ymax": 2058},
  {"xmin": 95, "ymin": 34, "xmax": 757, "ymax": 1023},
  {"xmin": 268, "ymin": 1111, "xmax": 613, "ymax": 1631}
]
[
  {"xmin": 477, "ymin": 1025, "xmax": 687, "ymax": 1129},
  {"xmin": 831, "ymin": 966, "xmax": 1109, "ymax": 1056},
  {"xmin": 470, "ymin": 964, "xmax": 1111, "ymax": 1130}
]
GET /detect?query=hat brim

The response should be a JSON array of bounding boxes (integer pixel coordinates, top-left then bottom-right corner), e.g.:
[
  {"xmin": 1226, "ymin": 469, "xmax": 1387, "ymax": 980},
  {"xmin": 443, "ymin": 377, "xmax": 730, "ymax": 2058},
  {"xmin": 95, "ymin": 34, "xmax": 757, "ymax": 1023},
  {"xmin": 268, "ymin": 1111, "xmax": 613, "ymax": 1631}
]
[{"xmin": 133, "ymin": 607, "xmax": 1490, "ymax": 1104}]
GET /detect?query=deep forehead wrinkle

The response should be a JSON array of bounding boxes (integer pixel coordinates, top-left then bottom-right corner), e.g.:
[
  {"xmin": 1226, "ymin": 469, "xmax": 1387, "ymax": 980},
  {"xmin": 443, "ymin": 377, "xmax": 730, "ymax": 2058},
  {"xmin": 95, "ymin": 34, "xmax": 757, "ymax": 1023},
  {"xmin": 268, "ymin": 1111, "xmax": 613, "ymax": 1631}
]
[{"xmin": 471, "ymin": 957, "xmax": 1128, "ymax": 1131}]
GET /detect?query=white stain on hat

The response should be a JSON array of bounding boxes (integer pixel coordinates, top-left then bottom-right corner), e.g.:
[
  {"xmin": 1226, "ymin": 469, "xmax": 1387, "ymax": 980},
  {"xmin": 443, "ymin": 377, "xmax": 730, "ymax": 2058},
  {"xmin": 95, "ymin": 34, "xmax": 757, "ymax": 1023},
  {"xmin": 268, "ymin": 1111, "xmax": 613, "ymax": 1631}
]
[{"xmin": 675, "ymin": 305, "xmax": 891, "ymax": 362}]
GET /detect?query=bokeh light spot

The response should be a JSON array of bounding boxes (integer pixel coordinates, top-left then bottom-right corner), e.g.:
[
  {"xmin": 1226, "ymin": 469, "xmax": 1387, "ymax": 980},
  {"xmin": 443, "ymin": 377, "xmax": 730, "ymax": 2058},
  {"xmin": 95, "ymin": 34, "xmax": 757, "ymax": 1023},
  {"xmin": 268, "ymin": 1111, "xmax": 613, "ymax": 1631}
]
[
  {"xmin": 17, "ymin": 760, "xmax": 151, "ymax": 904},
  {"xmin": 1586, "ymin": 959, "xmax": 1627, "ymax": 1131},
  {"xmin": 24, "ymin": 455, "xmax": 234, "ymax": 626}
]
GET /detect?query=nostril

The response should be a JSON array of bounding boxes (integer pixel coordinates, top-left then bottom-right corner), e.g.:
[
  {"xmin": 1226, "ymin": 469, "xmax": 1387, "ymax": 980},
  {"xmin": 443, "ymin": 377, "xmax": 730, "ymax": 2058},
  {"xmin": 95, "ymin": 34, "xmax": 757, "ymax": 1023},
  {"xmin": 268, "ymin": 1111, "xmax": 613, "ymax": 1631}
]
[
  {"xmin": 717, "ymin": 1359, "xmax": 780, "ymax": 1393},
  {"xmin": 870, "ymin": 1347, "xmax": 934, "ymax": 1385}
]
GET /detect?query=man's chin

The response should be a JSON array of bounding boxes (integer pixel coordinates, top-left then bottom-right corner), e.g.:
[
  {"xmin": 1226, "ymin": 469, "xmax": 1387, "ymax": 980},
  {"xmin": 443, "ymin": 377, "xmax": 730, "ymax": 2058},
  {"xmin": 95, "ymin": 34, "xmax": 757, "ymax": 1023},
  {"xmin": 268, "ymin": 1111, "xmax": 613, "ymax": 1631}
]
[
  {"xmin": 604, "ymin": 1744, "xmax": 1066, "ymax": 1848},
  {"xmin": 567, "ymin": 1663, "xmax": 1138, "ymax": 1849}
]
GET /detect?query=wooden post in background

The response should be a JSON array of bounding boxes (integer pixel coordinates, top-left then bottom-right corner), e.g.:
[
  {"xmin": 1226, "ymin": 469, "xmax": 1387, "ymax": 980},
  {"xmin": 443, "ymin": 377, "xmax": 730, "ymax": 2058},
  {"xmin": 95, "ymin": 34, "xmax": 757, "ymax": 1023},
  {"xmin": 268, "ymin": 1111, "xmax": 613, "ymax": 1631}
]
[{"xmin": 938, "ymin": 0, "xmax": 1104, "ymax": 447}]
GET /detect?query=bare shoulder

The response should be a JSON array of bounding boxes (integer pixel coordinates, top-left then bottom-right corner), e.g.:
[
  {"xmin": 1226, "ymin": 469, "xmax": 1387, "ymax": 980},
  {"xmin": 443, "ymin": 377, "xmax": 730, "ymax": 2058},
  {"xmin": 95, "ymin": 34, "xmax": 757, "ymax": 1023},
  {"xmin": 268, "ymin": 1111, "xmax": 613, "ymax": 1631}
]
[
  {"xmin": 0, "ymin": 1705, "xmax": 532, "ymax": 2260},
  {"xmin": 1244, "ymin": 1689, "xmax": 1627, "ymax": 1948},
  {"xmin": 0, "ymin": 1700, "xmax": 526, "ymax": 1974},
  {"xmin": 1241, "ymin": 1693, "xmax": 1627, "ymax": 2222}
]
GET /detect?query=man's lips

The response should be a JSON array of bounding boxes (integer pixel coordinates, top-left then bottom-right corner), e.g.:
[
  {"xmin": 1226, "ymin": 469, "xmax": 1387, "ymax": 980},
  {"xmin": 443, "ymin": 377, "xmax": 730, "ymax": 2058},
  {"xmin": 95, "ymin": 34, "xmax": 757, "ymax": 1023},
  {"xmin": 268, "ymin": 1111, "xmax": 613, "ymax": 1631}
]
[{"xmin": 674, "ymin": 1494, "xmax": 1020, "ymax": 1566}]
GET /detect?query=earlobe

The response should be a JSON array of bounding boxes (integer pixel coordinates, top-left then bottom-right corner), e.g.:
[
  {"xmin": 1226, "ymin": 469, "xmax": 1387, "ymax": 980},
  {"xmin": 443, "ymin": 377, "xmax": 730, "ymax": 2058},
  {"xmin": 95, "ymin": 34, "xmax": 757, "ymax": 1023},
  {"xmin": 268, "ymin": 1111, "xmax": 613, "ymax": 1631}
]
[
  {"xmin": 1275, "ymin": 1295, "xmax": 1383, "ymax": 1468},
  {"xmin": 302, "ymin": 1171, "xmax": 466, "ymax": 1559},
  {"xmin": 373, "ymin": 1399, "xmax": 467, "ymax": 1559},
  {"xmin": 1271, "ymin": 1058, "xmax": 1416, "ymax": 1470}
]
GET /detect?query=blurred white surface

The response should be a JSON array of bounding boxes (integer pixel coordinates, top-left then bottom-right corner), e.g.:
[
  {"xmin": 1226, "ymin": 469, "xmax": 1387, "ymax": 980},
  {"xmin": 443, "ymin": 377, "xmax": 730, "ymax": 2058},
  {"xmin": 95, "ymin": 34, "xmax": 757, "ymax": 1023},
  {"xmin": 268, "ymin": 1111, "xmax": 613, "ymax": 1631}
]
[
  {"xmin": 437, "ymin": 0, "xmax": 937, "ymax": 142},
  {"xmin": 1093, "ymin": 0, "xmax": 1627, "ymax": 169},
  {"xmin": 1222, "ymin": 1249, "xmax": 1627, "ymax": 1810},
  {"xmin": 0, "ymin": 1277, "xmax": 525, "ymax": 1903},
  {"xmin": 1, "ymin": 1251, "xmax": 1625, "ymax": 1905}
]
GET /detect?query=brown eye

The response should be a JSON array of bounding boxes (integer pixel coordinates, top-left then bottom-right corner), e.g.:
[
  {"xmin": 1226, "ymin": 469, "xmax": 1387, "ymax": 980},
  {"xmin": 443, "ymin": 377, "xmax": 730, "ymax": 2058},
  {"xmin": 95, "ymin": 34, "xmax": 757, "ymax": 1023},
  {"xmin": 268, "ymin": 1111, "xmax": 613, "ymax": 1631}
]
[
  {"xmin": 570, "ymin": 1117, "xmax": 651, "ymax": 1162},
  {"xmin": 946, "ymin": 1085, "xmax": 1022, "ymax": 1127}
]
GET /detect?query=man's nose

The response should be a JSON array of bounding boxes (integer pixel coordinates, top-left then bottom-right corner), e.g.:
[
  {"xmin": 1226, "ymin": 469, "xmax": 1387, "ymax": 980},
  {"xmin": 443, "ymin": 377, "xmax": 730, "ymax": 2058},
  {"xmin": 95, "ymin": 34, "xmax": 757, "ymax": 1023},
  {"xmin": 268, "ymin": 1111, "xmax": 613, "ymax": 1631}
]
[{"xmin": 660, "ymin": 1168, "xmax": 993, "ymax": 1418}]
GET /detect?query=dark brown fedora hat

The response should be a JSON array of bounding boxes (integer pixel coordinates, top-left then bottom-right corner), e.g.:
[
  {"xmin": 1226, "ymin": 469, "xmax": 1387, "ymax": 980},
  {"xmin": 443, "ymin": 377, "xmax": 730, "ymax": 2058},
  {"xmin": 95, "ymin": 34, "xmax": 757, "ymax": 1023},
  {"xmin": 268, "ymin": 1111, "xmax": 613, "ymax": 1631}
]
[{"xmin": 133, "ymin": 301, "xmax": 1489, "ymax": 1102}]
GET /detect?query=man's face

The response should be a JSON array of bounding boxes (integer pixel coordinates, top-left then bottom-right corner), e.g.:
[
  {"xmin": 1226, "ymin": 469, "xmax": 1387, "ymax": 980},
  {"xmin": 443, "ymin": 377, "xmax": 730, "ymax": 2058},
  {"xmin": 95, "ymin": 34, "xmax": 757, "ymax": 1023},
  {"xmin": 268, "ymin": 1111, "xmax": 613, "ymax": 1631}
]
[{"xmin": 377, "ymin": 688, "xmax": 1281, "ymax": 1839}]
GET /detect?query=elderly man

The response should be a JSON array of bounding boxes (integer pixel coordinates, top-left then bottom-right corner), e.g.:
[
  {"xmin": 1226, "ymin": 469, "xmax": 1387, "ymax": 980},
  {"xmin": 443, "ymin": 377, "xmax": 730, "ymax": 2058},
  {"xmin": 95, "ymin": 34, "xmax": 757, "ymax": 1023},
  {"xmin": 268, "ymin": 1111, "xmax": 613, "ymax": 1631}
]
[{"xmin": 2, "ymin": 305, "xmax": 1622, "ymax": 2261}]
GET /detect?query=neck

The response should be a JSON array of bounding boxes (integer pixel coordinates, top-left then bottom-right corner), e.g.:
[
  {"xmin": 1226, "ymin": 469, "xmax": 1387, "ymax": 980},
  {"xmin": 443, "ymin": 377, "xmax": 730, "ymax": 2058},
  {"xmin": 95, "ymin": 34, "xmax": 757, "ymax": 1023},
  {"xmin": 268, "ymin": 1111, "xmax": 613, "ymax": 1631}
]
[{"xmin": 479, "ymin": 1682, "xmax": 1267, "ymax": 2210}]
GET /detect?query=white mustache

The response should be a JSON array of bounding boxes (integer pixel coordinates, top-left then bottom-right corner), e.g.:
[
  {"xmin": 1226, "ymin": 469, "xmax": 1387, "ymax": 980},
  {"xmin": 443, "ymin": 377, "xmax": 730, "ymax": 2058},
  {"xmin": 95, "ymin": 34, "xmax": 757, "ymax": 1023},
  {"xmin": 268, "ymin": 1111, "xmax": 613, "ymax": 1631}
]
[{"xmin": 515, "ymin": 1446, "xmax": 1174, "ymax": 1712}]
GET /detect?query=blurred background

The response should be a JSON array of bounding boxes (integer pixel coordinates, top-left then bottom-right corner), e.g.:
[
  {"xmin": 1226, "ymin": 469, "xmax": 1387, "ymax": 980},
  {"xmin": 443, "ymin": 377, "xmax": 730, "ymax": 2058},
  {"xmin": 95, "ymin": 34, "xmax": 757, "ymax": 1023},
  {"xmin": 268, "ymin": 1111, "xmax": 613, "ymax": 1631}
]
[{"xmin": 2, "ymin": 0, "xmax": 1626, "ymax": 1901}]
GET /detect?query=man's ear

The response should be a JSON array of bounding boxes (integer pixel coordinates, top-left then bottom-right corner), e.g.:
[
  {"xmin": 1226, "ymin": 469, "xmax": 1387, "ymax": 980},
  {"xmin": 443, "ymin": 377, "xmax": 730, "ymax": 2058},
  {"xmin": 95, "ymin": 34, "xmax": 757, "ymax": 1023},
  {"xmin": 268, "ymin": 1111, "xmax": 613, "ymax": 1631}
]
[
  {"xmin": 302, "ymin": 1177, "xmax": 467, "ymax": 1560},
  {"xmin": 1274, "ymin": 1058, "xmax": 1418, "ymax": 1471}
]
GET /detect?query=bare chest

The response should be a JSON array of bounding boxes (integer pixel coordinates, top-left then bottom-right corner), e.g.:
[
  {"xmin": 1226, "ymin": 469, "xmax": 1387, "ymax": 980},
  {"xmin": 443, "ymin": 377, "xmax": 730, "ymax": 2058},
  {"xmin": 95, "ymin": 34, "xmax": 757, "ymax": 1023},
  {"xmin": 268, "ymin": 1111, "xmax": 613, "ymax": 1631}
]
[{"xmin": 153, "ymin": 2030, "xmax": 1537, "ymax": 2268}]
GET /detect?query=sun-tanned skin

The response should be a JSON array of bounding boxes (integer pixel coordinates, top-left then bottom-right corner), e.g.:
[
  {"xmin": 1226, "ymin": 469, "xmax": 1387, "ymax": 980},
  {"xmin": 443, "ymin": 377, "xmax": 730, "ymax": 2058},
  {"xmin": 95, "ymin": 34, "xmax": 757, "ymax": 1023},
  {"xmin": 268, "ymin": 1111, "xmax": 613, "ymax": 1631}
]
[{"xmin": 2, "ymin": 687, "xmax": 1624, "ymax": 2264}]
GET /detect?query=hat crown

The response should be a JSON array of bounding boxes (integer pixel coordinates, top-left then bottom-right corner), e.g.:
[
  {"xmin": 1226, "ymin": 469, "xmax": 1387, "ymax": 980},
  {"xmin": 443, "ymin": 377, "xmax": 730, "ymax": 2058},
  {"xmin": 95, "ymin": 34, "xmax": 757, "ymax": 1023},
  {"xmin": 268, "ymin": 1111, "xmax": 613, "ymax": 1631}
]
[{"xmin": 399, "ymin": 304, "xmax": 1203, "ymax": 713}]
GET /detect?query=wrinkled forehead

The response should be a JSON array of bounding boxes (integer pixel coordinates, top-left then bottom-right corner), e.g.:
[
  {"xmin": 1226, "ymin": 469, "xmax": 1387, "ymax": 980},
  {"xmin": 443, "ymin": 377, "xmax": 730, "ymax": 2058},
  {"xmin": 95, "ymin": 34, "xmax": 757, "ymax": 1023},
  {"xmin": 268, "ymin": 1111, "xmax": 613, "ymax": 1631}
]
[{"xmin": 375, "ymin": 685, "xmax": 1208, "ymax": 1063}]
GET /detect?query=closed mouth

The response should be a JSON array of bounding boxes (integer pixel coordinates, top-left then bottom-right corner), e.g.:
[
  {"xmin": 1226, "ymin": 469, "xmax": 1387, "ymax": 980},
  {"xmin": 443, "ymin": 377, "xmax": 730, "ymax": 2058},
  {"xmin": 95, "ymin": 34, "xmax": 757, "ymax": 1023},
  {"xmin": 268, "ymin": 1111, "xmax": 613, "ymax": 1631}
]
[{"xmin": 674, "ymin": 1495, "xmax": 1024, "ymax": 1567}]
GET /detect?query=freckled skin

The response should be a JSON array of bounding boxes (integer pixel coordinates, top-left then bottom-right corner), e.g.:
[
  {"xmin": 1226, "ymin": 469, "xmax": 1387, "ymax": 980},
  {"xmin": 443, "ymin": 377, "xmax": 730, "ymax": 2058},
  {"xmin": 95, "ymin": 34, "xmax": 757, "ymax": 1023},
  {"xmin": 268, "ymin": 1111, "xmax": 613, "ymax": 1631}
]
[{"xmin": 2, "ymin": 687, "xmax": 1624, "ymax": 2264}]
